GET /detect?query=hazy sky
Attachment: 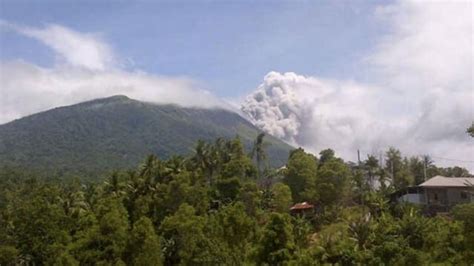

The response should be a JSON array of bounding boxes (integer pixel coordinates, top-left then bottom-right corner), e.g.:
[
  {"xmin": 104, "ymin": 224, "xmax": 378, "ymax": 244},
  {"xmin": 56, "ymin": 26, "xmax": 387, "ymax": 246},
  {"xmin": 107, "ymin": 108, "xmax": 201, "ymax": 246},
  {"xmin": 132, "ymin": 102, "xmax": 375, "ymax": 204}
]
[{"xmin": 0, "ymin": 0, "xmax": 473, "ymax": 170}]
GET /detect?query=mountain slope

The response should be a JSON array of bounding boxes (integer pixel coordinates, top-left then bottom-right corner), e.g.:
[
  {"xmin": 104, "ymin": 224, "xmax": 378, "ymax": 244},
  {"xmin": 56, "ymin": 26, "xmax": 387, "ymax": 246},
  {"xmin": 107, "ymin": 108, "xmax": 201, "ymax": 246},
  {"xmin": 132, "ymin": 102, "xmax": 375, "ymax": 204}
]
[{"xmin": 0, "ymin": 95, "xmax": 293, "ymax": 176}]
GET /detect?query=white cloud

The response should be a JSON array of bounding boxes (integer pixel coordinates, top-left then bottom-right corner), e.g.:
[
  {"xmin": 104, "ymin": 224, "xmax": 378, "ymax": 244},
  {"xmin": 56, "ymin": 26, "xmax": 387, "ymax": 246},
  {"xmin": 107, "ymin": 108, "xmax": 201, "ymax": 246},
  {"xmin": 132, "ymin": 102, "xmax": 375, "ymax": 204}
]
[
  {"xmin": 0, "ymin": 22, "xmax": 229, "ymax": 124},
  {"xmin": 0, "ymin": 61, "xmax": 226, "ymax": 123},
  {"xmin": 1, "ymin": 21, "xmax": 115, "ymax": 71},
  {"xmin": 242, "ymin": 0, "xmax": 474, "ymax": 171},
  {"xmin": 370, "ymin": 1, "xmax": 472, "ymax": 91}
]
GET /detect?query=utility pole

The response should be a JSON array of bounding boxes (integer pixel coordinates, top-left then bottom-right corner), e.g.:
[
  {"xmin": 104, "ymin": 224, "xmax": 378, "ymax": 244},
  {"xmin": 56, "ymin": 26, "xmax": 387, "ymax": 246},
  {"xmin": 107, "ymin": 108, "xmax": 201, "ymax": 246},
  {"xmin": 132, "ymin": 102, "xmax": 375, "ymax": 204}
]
[
  {"xmin": 357, "ymin": 149, "xmax": 361, "ymax": 166},
  {"xmin": 423, "ymin": 156, "xmax": 427, "ymax": 181}
]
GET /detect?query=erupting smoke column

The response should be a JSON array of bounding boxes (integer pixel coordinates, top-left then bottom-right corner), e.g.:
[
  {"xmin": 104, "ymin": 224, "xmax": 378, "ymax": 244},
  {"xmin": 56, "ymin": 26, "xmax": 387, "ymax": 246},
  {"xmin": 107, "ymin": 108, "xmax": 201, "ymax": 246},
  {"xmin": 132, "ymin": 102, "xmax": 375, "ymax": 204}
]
[
  {"xmin": 241, "ymin": 71, "xmax": 381, "ymax": 157},
  {"xmin": 241, "ymin": 72, "xmax": 304, "ymax": 144},
  {"xmin": 240, "ymin": 70, "xmax": 473, "ymax": 172}
]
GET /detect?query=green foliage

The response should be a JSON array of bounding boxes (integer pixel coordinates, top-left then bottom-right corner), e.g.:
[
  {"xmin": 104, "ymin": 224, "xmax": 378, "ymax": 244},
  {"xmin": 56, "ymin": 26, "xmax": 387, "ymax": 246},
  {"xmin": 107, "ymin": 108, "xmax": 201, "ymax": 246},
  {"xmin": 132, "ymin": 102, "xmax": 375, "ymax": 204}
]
[
  {"xmin": 159, "ymin": 204, "xmax": 219, "ymax": 265},
  {"xmin": 452, "ymin": 203, "xmax": 474, "ymax": 260},
  {"xmin": 316, "ymin": 157, "xmax": 351, "ymax": 206},
  {"xmin": 0, "ymin": 245, "xmax": 19, "ymax": 265},
  {"xmin": 237, "ymin": 181, "xmax": 262, "ymax": 217},
  {"xmin": 207, "ymin": 202, "xmax": 256, "ymax": 264},
  {"xmin": 291, "ymin": 216, "xmax": 312, "ymax": 249},
  {"xmin": 127, "ymin": 217, "xmax": 163, "ymax": 266},
  {"xmin": 271, "ymin": 183, "xmax": 293, "ymax": 213},
  {"xmin": 72, "ymin": 197, "xmax": 129, "ymax": 264},
  {"xmin": 437, "ymin": 166, "xmax": 471, "ymax": 177},
  {"xmin": 385, "ymin": 147, "xmax": 415, "ymax": 189},
  {"xmin": 215, "ymin": 177, "xmax": 241, "ymax": 202},
  {"xmin": 9, "ymin": 184, "xmax": 72, "ymax": 264},
  {"xmin": 256, "ymin": 213, "xmax": 296, "ymax": 265},
  {"xmin": 0, "ymin": 138, "xmax": 472, "ymax": 265},
  {"xmin": 283, "ymin": 148, "xmax": 318, "ymax": 203},
  {"xmin": 318, "ymin": 149, "xmax": 335, "ymax": 166}
]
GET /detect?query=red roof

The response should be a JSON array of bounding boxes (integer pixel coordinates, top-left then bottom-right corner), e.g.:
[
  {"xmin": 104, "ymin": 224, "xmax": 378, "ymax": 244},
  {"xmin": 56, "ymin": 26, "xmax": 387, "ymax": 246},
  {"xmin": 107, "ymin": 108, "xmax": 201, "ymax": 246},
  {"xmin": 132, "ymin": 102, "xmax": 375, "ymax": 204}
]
[{"xmin": 290, "ymin": 202, "xmax": 314, "ymax": 210}]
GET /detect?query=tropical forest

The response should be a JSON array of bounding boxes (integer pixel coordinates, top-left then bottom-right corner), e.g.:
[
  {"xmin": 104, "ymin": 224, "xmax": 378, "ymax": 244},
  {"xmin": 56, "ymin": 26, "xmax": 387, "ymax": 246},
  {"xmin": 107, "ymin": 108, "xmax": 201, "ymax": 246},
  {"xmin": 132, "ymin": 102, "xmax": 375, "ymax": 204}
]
[{"xmin": 1, "ymin": 132, "xmax": 473, "ymax": 265}]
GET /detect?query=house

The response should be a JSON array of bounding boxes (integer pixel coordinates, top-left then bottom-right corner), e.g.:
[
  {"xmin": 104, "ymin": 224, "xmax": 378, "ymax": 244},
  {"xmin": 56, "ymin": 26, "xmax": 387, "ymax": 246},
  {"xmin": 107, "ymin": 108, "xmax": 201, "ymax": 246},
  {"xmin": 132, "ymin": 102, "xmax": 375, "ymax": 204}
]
[
  {"xmin": 392, "ymin": 176, "xmax": 474, "ymax": 214},
  {"xmin": 290, "ymin": 202, "xmax": 314, "ymax": 216}
]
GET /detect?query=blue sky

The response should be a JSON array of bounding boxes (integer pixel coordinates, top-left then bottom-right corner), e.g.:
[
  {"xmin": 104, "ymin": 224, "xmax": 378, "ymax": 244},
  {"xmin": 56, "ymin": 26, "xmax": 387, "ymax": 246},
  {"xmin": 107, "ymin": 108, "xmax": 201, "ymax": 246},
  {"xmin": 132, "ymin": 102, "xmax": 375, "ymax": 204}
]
[{"xmin": 1, "ymin": 0, "xmax": 387, "ymax": 97}]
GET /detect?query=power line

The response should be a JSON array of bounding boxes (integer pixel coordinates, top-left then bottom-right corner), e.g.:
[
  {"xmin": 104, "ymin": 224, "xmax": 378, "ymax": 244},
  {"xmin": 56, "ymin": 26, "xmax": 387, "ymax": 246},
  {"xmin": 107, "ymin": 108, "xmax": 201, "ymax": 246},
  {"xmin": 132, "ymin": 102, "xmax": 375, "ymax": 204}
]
[
  {"xmin": 429, "ymin": 156, "xmax": 474, "ymax": 164},
  {"xmin": 356, "ymin": 148, "xmax": 474, "ymax": 164}
]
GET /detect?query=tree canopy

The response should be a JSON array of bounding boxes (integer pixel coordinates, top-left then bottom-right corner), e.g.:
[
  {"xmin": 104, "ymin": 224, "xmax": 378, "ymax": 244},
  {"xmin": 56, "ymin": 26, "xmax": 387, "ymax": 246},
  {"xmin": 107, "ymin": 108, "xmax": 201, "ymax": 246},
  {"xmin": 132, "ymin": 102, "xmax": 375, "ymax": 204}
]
[{"xmin": 0, "ymin": 136, "xmax": 472, "ymax": 264}]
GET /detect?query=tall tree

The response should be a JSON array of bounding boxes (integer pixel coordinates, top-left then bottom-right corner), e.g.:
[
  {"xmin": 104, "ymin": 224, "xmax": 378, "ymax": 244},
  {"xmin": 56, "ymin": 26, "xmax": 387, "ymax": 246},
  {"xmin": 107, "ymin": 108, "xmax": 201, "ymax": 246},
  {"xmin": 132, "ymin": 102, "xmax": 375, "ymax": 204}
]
[
  {"xmin": 385, "ymin": 147, "xmax": 414, "ymax": 189},
  {"xmin": 408, "ymin": 157, "xmax": 425, "ymax": 185},
  {"xmin": 72, "ymin": 197, "xmax": 129, "ymax": 264},
  {"xmin": 192, "ymin": 140, "xmax": 215, "ymax": 185},
  {"xmin": 10, "ymin": 184, "xmax": 72, "ymax": 264},
  {"xmin": 208, "ymin": 203, "xmax": 256, "ymax": 264},
  {"xmin": 271, "ymin": 183, "xmax": 293, "ymax": 213},
  {"xmin": 138, "ymin": 154, "xmax": 158, "ymax": 184},
  {"xmin": 237, "ymin": 181, "xmax": 262, "ymax": 217},
  {"xmin": 104, "ymin": 172, "xmax": 126, "ymax": 198},
  {"xmin": 256, "ymin": 213, "xmax": 295, "ymax": 265},
  {"xmin": 221, "ymin": 137, "xmax": 256, "ymax": 180},
  {"xmin": 250, "ymin": 133, "xmax": 268, "ymax": 179},
  {"xmin": 317, "ymin": 157, "xmax": 351, "ymax": 206},
  {"xmin": 159, "ymin": 204, "xmax": 216, "ymax": 265},
  {"xmin": 365, "ymin": 155, "xmax": 379, "ymax": 183},
  {"xmin": 127, "ymin": 217, "xmax": 163, "ymax": 266},
  {"xmin": 282, "ymin": 148, "xmax": 318, "ymax": 203},
  {"xmin": 319, "ymin": 149, "xmax": 335, "ymax": 167}
]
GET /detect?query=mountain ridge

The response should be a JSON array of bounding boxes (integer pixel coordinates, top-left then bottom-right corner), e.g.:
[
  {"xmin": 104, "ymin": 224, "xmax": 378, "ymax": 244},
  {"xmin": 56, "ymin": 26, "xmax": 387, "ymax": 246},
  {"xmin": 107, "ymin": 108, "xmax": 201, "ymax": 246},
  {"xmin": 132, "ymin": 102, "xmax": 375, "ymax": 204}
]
[{"xmin": 0, "ymin": 95, "xmax": 293, "ymax": 177}]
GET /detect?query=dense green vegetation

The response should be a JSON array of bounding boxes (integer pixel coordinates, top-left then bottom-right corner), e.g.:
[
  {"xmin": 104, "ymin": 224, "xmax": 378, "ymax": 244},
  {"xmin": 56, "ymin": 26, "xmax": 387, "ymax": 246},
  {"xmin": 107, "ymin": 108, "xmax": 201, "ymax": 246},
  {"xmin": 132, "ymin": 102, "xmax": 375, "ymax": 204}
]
[
  {"xmin": 0, "ymin": 136, "xmax": 473, "ymax": 265},
  {"xmin": 0, "ymin": 95, "xmax": 292, "ymax": 177}
]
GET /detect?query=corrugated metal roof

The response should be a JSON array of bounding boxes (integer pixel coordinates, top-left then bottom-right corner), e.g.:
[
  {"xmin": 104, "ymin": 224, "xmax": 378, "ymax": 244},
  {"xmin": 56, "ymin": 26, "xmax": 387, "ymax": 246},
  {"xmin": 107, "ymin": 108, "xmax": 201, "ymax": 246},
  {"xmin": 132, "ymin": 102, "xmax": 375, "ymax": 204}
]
[
  {"xmin": 290, "ymin": 202, "xmax": 314, "ymax": 210},
  {"xmin": 419, "ymin": 176, "xmax": 474, "ymax": 187}
]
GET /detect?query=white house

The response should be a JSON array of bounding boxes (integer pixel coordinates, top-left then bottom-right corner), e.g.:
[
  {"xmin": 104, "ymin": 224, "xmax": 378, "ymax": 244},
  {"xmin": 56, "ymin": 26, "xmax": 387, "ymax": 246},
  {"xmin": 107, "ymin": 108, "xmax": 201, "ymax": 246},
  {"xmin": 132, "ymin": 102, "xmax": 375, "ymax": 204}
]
[{"xmin": 392, "ymin": 176, "xmax": 474, "ymax": 213}]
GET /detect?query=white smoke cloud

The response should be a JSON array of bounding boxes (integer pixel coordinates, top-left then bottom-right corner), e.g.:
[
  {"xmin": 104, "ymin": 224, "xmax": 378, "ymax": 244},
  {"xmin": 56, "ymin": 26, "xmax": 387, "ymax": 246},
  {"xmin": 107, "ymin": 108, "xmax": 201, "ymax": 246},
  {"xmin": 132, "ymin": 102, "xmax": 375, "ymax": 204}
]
[
  {"xmin": 242, "ymin": 1, "xmax": 474, "ymax": 170},
  {"xmin": 0, "ymin": 22, "xmax": 228, "ymax": 124},
  {"xmin": 241, "ymin": 72, "xmax": 305, "ymax": 143},
  {"xmin": 242, "ymin": 72, "xmax": 391, "ymax": 152}
]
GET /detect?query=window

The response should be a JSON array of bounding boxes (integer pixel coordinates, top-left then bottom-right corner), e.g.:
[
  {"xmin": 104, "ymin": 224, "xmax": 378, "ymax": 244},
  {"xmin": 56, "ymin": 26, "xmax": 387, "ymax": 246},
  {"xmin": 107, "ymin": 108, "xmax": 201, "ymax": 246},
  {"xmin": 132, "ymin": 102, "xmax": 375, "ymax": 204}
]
[
  {"xmin": 461, "ymin": 192, "xmax": 467, "ymax": 199},
  {"xmin": 434, "ymin": 193, "xmax": 438, "ymax": 200}
]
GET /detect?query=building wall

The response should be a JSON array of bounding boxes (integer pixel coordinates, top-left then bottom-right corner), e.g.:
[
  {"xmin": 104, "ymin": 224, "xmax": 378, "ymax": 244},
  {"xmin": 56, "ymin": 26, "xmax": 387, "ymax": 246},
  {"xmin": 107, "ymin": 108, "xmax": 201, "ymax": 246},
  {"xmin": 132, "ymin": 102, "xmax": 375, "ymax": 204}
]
[
  {"xmin": 426, "ymin": 188, "xmax": 448, "ymax": 205},
  {"xmin": 446, "ymin": 188, "xmax": 472, "ymax": 205},
  {"xmin": 398, "ymin": 193, "xmax": 422, "ymax": 204},
  {"xmin": 425, "ymin": 187, "xmax": 472, "ymax": 206}
]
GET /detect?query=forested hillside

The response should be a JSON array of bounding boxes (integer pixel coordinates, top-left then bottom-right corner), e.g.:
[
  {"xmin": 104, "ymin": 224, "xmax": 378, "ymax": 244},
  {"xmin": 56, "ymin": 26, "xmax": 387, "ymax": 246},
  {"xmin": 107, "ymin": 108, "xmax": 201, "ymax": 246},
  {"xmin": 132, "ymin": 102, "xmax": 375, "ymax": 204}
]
[
  {"xmin": 0, "ymin": 95, "xmax": 292, "ymax": 177},
  {"xmin": 0, "ymin": 137, "xmax": 473, "ymax": 265}
]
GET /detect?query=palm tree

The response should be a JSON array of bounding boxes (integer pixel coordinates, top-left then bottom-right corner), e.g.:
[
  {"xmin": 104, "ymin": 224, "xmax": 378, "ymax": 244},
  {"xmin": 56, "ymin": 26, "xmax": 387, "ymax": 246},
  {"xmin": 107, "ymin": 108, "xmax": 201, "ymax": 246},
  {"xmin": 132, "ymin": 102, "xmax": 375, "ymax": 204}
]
[
  {"xmin": 250, "ymin": 133, "xmax": 268, "ymax": 179},
  {"xmin": 104, "ymin": 171, "xmax": 125, "ymax": 197},
  {"xmin": 57, "ymin": 187, "xmax": 89, "ymax": 218},
  {"xmin": 192, "ymin": 140, "xmax": 217, "ymax": 185},
  {"xmin": 126, "ymin": 170, "xmax": 140, "ymax": 200},
  {"xmin": 139, "ymin": 154, "xmax": 158, "ymax": 185},
  {"xmin": 192, "ymin": 140, "xmax": 208, "ymax": 169},
  {"xmin": 365, "ymin": 155, "xmax": 379, "ymax": 189},
  {"xmin": 165, "ymin": 155, "xmax": 185, "ymax": 175},
  {"xmin": 83, "ymin": 183, "xmax": 98, "ymax": 209}
]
